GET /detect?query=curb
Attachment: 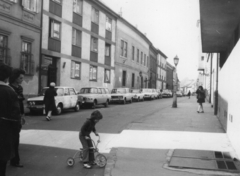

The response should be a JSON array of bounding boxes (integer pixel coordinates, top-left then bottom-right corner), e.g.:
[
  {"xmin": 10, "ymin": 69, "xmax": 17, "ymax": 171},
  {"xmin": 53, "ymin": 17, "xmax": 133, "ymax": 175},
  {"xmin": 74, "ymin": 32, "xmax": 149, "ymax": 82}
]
[{"xmin": 104, "ymin": 148, "xmax": 118, "ymax": 176}]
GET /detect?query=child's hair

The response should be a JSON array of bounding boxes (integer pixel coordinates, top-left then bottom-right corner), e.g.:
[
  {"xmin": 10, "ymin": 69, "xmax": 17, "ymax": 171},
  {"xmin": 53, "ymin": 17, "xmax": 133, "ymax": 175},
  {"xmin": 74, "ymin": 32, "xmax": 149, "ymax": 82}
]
[{"xmin": 89, "ymin": 110, "xmax": 103, "ymax": 120}]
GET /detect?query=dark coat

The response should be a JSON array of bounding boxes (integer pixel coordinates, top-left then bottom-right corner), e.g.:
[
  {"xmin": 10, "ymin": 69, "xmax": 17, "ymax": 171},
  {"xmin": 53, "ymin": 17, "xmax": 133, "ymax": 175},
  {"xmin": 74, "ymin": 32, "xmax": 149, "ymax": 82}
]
[
  {"xmin": 0, "ymin": 83, "xmax": 21, "ymax": 161},
  {"xmin": 9, "ymin": 84, "xmax": 25, "ymax": 115},
  {"xmin": 43, "ymin": 87, "xmax": 57, "ymax": 114},
  {"xmin": 196, "ymin": 89, "xmax": 205, "ymax": 103},
  {"xmin": 79, "ymin": 119, "xmax": 96, "ymax": 138}
]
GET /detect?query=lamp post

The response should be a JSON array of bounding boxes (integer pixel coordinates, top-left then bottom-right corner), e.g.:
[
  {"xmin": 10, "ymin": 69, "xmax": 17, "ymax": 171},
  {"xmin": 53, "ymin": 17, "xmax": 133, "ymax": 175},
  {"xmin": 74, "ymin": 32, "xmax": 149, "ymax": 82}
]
[{"xmin": 172, "ymin": 55, "xmax": 179, "ymax": 108}]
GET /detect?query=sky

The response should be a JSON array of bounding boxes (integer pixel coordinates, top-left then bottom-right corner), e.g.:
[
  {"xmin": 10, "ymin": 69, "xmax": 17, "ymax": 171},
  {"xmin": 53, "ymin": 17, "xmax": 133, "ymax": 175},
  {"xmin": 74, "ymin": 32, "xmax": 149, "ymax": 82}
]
[{"xmin": 100, "ymin": 0, "xmax": 200, "ymax": 81}]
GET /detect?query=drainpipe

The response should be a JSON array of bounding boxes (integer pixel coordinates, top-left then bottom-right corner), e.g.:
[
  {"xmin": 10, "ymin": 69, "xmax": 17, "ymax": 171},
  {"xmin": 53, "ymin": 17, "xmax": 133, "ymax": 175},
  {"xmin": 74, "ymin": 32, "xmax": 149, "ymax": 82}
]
[
  {"xmin": 38, "ymin": 0, "xmax": 43, "ymax": 94},
  {"xmin": 214, "ymin": 53, "xmax": 219, "ymax": 115},
  {"xmin": 209, "ymin": 53, "xmax": 213, "ymax": 103}
]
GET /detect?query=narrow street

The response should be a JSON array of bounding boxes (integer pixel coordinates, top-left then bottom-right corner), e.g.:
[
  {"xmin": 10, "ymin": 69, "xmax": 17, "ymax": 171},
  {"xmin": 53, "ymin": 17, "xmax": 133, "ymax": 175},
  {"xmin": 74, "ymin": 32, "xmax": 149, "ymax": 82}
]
[{"xmin": 7, "ymin": 97, "xmax": 179, "ymax": 176}]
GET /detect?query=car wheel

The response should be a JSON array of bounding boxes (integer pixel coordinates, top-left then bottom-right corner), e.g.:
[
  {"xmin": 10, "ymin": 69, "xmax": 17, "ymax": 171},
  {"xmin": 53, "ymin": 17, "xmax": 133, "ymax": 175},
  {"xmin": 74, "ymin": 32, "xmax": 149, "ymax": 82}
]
[
  {"xmin": 56, "ymin": 104, "xmax": 63, "ymax": 115},
  {"xmin": 104, "ymin": 100, "xmax": 109, "ymax": 107},
  {"xmin": 75, "ymin": 103, "xmax": 80, "ymax": 112},
  {"xmin": 92, "ymin": 100, "xmax": 97, "ymax": 109}
]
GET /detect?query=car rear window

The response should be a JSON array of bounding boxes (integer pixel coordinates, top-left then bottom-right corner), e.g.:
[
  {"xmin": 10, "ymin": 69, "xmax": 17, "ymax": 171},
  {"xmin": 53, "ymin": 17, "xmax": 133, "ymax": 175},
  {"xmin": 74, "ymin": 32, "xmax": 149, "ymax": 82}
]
[{"xmin": 111, "ymin": 89, "xmax": 126, "ymax": 94}]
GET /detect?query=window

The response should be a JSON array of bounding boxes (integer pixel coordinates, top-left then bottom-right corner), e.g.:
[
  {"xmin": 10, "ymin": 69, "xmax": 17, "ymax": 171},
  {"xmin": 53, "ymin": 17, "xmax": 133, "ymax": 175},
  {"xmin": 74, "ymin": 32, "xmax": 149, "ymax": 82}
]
[
  {"xmin": 132, "ymin": 46, "xmax": 135, "ymax": 60},
  {"xmin": 21, "ymin": 41, "xmax": 33, "ymax": 75},
  {"xmin": 50, "ymin": 19, "xmax": 61, "ymax": 39},
  {"xmin": 97, "ymin": 88, "xmax": 102, "ymax": 94},
  {"xmin": 64, "ymin": 88, "xmax": 69, "ymax": 96},
  {"xmin": 104, "ymin": 69, "xmax": 110, "ymax": 83},
  {"xmin": 122, "ymin": 70, "xmax": 126, "ymax": 87},
  {"xmin": 71, "ymin": 61, "xmax": 81, "ymax": 79},
  {"xmin": 106, "ymin": 16, "xmax": 112, "ymax": 31},
  {"xmin": 105, "ymin": 44, "xmax": 110, "ymax": 57},
  {"xmin": 73, "ymin": 0, "xmax": 82, "ymax": 15},
  {"xmin": 132, "ymin": 73, "xmax": 135, "ymax": 87},
  {"xmin": 91, "ymin": 37, "xmax": 98, "ymax": 52},
  {"xmin": 89, "ymin": 65, "xmax": 97, "ymax": 81},
  {"xmin": 9, "ymin": 0, "xmax": 17, "ymax": 2},
  {"xmin": 91, "ymin": 8, "xmax": 99, "ymax": 24},
  {"xmin": 101, "ymin": 88, "xmax": 106, "ymax": 94},
  {"xmin": 137, "ymin": 49, "xmax": 139, "ymax": 62},
  {"xmin": 120, "ymin": 40, "xmax": 127, "ymax": 57},
  {"xmin": 0, "ymin": 35, "xmax": 8, "ymax": 65},
  {"xmin": 52, "ymin": 0, "xmax": 61, "ymax": 3},
  {"xmin": 144, "ymin": 54, "xmax": 146, "ymax": 66},
  {"xmin": 69, "ymin": 88, "xmax": 76, "ymax": 95},
  {"xmin": 22, "ymin": 0, "xmax": 38, "ymax": 12},
  {"xmin": 72, "ymin": 28, "xmax": 81, "ymax": 46},
  {"xmin": 141, "ymin": 52, "xmax": 143, "ymax": 64}
]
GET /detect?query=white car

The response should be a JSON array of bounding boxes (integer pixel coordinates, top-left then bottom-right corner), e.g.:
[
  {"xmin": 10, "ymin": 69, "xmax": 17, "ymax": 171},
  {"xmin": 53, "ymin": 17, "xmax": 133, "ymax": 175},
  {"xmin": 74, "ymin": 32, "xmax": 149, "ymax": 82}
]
[
  {"xmin": 27, "ymin": 87, "xmax": 81, "ymax": 115},
  {"xmin": 110, "ymin": 88, "xmax": 133, "ymax": 104},
  {"xmin": 141, "ymin": 88, "xmax": 155, "ymax": 100},
  {"xmin": 78, "ymin": 87, "xmax": 110, "ymax": 108},
  {"xmin": 131, "ymin": 89, "xmax": 144, "ymax": 102},
  {"xmin": 150, "ymin": 89, "xmax": 159, "ymax": 99}
]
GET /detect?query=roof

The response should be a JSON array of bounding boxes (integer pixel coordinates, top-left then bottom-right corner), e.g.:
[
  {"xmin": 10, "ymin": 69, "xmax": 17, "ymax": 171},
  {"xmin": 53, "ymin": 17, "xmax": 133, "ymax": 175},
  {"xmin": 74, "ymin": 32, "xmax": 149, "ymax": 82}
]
[{"xmin": 200, "ymin": 0, "xmax": 240, "ymax": 52}]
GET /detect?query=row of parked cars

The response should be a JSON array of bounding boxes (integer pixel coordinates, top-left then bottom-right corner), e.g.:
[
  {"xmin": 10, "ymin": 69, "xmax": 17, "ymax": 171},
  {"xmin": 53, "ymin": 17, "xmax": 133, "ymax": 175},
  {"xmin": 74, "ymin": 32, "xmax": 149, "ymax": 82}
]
[{"xmin": 27, "ymin": 86, "xmax": 164, "ymax": 115}]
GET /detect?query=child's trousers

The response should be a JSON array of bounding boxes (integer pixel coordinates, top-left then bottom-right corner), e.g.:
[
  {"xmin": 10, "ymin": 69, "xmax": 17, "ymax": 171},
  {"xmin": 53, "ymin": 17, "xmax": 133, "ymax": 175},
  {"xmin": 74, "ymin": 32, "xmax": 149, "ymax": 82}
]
[{"xmin": 80, "ymin": 136, "xmax": 94, "ymax": 163}]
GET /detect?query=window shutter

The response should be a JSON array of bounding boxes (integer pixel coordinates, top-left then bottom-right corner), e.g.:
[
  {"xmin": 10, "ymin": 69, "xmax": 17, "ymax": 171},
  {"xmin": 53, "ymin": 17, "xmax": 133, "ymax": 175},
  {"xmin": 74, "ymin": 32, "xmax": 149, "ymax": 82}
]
[{"xmin": 22, "ymin": 0, "xmax": 26, "ymax": 7}]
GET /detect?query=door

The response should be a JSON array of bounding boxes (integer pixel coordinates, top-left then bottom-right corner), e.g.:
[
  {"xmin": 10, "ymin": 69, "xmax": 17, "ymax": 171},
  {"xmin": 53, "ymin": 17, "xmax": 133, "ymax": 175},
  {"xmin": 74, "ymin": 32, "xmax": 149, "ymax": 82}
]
[
  {"xmin": 63, "ymin": 88, "xmax": 71, "ymax": 108},
  {"xmin": 69, "ymin": 88, "xmax": 78, "ymax": 107}
]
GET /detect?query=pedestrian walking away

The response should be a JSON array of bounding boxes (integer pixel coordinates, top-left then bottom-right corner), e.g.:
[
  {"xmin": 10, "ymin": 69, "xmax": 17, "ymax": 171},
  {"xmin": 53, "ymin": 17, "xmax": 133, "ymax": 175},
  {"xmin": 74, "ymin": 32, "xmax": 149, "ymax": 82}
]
[
  {"xmin": 43, "ymin": 82, "xmax": 57, "ymax": 121},
  {"xmin": 196, "ymin": 86, "xmax": 205, "ymax": 113},
  {"xmin": 0, "ymin": 64, "xmax": 22, "ymax": 176},
  {"xmin": 188, "ymin": 90, "xmax": 191, "ymax": 99},
  {"xmin": 9, "ymin": 68, "xmax": 26, "ymax": 168},
  {"xmin": 79, "ymin": 110, "xmax": 103, "ymax": 169}
]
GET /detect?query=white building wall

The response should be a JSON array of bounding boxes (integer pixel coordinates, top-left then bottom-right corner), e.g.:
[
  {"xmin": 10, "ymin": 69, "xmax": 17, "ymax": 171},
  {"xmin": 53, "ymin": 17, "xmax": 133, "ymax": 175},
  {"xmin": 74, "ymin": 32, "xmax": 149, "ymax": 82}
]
[{"xmin": 219, "ymin": 41, "xmax": 240, "ymax": 159}]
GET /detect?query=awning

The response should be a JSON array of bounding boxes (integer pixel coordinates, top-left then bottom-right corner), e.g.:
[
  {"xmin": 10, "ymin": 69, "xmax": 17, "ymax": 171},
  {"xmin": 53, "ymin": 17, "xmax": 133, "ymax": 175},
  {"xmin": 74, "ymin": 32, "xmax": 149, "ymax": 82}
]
[{"xmin": 200, "ymin": 0, "xmax": 240, "ymax": 52}]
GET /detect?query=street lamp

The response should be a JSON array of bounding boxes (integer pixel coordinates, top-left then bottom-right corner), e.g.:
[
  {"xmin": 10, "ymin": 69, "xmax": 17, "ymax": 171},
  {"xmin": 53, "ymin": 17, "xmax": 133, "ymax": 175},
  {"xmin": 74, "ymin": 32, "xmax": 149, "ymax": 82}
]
[{"xmin": 172, "ymin": 55, "xmax": 179, "ymax": 108}]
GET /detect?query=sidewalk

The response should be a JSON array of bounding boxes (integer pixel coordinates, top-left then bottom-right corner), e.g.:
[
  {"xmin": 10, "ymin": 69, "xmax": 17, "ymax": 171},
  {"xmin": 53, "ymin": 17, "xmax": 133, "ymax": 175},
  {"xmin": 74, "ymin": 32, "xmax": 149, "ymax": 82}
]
[{"xmin": 104, "ymin": 97, "xmax": 239, "ymax": 176}]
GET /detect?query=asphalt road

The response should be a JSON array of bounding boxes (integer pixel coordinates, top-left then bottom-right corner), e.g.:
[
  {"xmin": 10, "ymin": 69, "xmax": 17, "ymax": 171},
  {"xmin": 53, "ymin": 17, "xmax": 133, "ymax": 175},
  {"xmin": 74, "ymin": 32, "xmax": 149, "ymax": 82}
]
[{"xmin": 7, "ymin": 97, "xmax": 184, "ymax": 176}]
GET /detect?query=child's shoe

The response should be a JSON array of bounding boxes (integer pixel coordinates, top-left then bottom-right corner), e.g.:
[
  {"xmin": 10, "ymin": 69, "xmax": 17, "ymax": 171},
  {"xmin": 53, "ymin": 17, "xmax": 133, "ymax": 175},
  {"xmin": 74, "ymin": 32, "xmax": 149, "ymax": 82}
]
[{"xmin": 83, "ymin": 163, "xmax": 92, "ymax": 169}]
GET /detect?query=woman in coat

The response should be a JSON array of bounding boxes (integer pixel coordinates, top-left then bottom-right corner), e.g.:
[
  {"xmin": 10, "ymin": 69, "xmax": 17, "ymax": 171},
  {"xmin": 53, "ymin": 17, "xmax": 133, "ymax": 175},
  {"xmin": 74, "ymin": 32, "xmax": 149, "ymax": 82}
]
[
  {"xmin": 43, "ymin": 82, "xmax": 57, "ymax": 121},
  {"xmin": 9, "ymin": 68, "xmax": 26, "ymax": 168},
  {"xmin": 0, "ymin": 64, "xmax": 21, "ymax": 176},
  {"xmin": 196, "ymin": 86, "xmax": 205, "ymax": 113}
]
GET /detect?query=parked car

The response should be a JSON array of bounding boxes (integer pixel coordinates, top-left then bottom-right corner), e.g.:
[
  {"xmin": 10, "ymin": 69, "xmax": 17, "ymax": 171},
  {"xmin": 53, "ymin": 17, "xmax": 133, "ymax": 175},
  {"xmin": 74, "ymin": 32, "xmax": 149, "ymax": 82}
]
[
  {"xmin": 110, "ymin": 88, "xmax": 133, "ymax": 104},
  {"xmin": 156, "ymin": 89, "xmax": 163, "ymax": 99},
  {"xmin": 162, "ymin": 89, "xmax": 171, "ymax": 98},
  {"xmin": 131, "ymin": 89, "xmax": 144, "ymax": 102},
  {"xmin": 151, "ymin": 89, "xmax": 159, "ymax": 99},
  {"xmin": 27, "ymin": 87, "xmax": 81, "ymax": 115},
  {"xmin": 176, "ymin": 91, "xmax": 183, "ymax": 97},
  {"xmin": 78, "ymin": 87, "xmax": 110, "ymax": 108},
  {"xmin": 141, "ymin": 88, "xmax": 155, "ymax": 100}
]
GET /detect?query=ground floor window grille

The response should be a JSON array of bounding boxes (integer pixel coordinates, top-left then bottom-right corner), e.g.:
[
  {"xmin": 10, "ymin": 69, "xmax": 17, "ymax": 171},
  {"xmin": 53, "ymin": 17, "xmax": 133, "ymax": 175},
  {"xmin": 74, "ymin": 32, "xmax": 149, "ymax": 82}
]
[
  {"xmin": 71, "ymin": 61, "xmax": 81, "ymax": 79},
  {"xmin": 89, "ymin": 65, "xmax": 97, "ymax": 81},
  {"xmin": 104, "ymin": 69, "xmax": 110, "ymax": 83}
]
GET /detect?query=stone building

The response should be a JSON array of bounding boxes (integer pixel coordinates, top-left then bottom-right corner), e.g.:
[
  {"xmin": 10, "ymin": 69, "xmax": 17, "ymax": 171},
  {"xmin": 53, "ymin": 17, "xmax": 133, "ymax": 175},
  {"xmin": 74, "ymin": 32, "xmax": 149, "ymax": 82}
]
[
  {"xmin": 40, "ymin": 0, "xmax": 117, "ymax": 91},
  {"xmin": 0, "ymin": 0, "xmax": 42, "ymax": 96},
  {"xmin": 166, "ymin": 62, "xmax": 174, "ymax": 91}
]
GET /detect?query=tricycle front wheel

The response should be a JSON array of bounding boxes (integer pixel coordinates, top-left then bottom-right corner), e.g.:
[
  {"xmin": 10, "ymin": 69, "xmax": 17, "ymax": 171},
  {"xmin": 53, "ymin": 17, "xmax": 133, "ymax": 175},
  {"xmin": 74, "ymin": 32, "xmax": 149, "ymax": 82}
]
[
  {"xmin": 95, "ymin": 154, "xmax": 107, "ymax": 167},
  {"xmin": 67, "ymin": 157, "xmax": 75, "ymax": 167}
]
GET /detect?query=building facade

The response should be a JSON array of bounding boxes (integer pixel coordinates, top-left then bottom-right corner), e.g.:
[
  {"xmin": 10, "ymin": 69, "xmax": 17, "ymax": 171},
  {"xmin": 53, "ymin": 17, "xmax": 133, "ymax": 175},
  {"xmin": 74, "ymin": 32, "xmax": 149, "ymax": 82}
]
[
  {"xmin": 157, "ymin": 50, "xmax": 167, "ymax": 90},
  {"xmin": 0, "ymin": 0, "xmax": 42, "ymax": 96},
  {"xmin": 114, "ymin": 17, "xmax": 150, "ymax": 89},
  {"xmin": 200, "ymin": 0, "xmax": 240, "ymax": 158},
  {"xmin": 40, "ymin": 0, "xmax": 117, "ymax": 92},
  {"xmin": 148, "ymin": 44, "xmax": 157, "ymax": 88},
  {"xmin": 166, "ymin": 62, "xmax": 174, "ymax": 91}
]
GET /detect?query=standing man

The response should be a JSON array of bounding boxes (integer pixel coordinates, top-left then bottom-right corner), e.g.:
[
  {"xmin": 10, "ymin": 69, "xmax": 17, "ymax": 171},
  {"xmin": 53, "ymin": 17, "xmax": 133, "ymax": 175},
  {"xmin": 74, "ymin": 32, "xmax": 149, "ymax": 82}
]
[
  {"xmin": 44, "ymin": 82, "xmax": 57, "ymax": 121},
  {"xmin": 188, "ymin": 91, "xmax": 191, "ymax": 99},
  {"xmin": 0, "ymin": 64, "xmax": 21, "ymax": 176},
  {"xmin": 9, "ymin": 68, "xmax": 26, "ymax": 168}
]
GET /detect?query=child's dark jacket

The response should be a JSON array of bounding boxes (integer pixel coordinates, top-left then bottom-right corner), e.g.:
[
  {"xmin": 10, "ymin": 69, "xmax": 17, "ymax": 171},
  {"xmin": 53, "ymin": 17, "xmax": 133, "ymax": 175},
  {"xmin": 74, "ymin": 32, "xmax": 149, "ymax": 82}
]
[{"xmin": 80, "ymin": 119, "xmax": 96, "ymax": 137}]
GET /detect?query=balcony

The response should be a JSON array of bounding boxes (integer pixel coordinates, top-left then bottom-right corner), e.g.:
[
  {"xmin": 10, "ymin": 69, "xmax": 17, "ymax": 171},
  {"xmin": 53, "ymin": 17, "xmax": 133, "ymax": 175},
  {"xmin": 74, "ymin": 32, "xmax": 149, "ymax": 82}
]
[
  {"xmin": 72, "ymin": 45, "xmax": 81, "ymax": 58},
  {"xmin": 49, "ymin": 0, "xmax": 62, "ymax": 17},
  {"xmin": 90, "ymin": 51, "xmax": 98, "ymax": 62},
  {"xmin": 73, "ymin": 13, "xmax": 82, "ymax": 27},
  {"xmin": 48, "ymin": 38, "xmax": 61, "ymax": 53},
  {"xmin": 105, "ymin": 30, "xmax": 112, "ymax": 41},
  {"xmin": 91, "ymin": 22, "xmax": 99, "ymax": 35},
  {"xmin": 105, "ymin": 56, "xmax": 111, "ymax": 66}
]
